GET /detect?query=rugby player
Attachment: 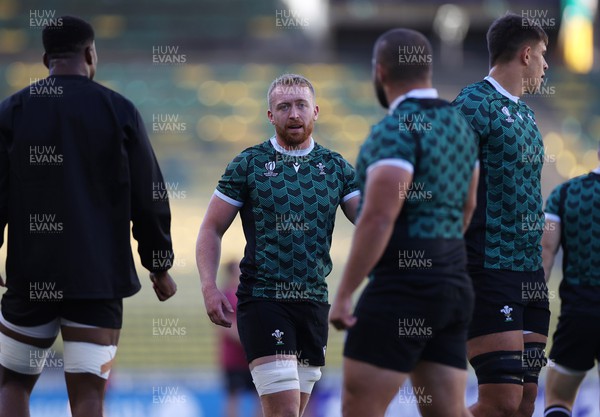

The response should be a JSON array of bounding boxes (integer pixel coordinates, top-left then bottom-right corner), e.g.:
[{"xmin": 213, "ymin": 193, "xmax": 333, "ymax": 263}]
[
  {"xmin": 197, "ymin": 73, "xmax": 359, "ymax": 417},
  {"xmin": 330, "ymin": 28, "xmax": 479, "ymax": 417},
  {"xmin": 0, "ymin": 16, "xmax": 176, "ymax": 417},
  {"xmin": 452, "ymin": 13, "xmax": 550, "ymax": 417},
  {"xmin": 542, "ymin": 147, "xmax": 600, "ymax": 417}
]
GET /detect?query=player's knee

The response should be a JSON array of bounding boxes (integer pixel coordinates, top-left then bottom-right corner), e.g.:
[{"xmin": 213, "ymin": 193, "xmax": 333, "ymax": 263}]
[
  {"xmin": 63, "ymin": 341, "xmax": 117, "ymax": 379},
  {"xmin": 516, "ymin": 396, "xmax": 536, "ymax": 417},
  {"xmin": 297, "ymin": 366, "xmax": 321, "ymax": 394},
  {"xmin": 493, "ymin": 401, "xmax": 521, "ymax": 417},
  {"xmin": 517, "ymin": 380, "xmax": 539, "ymax": 417},
  {"xmin": 470, "ymin": 350, "xmax": 524, "ymax": 385},
  {"xmin": 0, "ymin": 331, "xmax": 49, "ymax": 376},
  {"xmin": 522, "ymin": 342, "xmax": 546, "ymax": 385},
  {"xmin": 251, "ymin": 361, "xmax": 299, "ymax": 396}
]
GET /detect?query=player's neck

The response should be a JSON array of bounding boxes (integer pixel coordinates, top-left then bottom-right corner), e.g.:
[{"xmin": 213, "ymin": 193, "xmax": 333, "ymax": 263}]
[
  {"xmin": 48, "ymin": 61, "xmax": 90, "ymax": 78},
  {"xmin": 385, "ymin": 80, "xmax": 432, "ymax": 106},
  {"xmin": 488, "ymin": 66, "xmax": 523, "ymax": 98}
]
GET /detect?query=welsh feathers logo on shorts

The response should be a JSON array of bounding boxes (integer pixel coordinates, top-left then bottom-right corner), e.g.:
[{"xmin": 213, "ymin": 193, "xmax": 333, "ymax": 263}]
[
  {"xmin": 500, "ymin": 305, "xmax": 513, "ymax": 322},
  {"xmin": 271, "ymin": 329, "xmax": 284, "ymax": 345}
]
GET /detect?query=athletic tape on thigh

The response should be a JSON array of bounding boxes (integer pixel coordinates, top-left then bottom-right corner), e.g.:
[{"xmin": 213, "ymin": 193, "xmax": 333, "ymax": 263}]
[
  {"xmin": 251, "ymin": 361, "xmax": 299, "ymax": 396},
  {"xmin": 63, "ymin": 341, "xmax": 117, "ymax": 380},
  {"xmin": 470, "ymin": 350, "xmax": 524, "ymax": 385},
  {"xmin": 523, "ymin": 342, "xmax": 547, "ymax": 384},
  {"xmin": 0, "ymin": 331, "xmax": 50, "ymax": 375},
  {"xmin": 298, "ymin": 366, "xmax": 321, "ymax": 394}
]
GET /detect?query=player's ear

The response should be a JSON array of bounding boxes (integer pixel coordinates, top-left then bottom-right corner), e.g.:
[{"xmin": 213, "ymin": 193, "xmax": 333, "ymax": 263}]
[
  {"xmin": 84, "ymin": 46, "xmax": 94, "ymax": 65},
  {"xmin": 43, "ymin": 53, "xmax": 49, "ymax": 69},
  {"xmin": 520, "ymin": 44, "xmax": 532, "ymax": 65},
  {"xmin": 313, "ymin": 104, "xmax": 319, "ymax": 120},
  {"xmin": 375, "ymin": 62, "xmax": 386, "ymax": 83},
  {"xmin": 267, "ymin": 110, "xmax": 274, "ymax": 125}
]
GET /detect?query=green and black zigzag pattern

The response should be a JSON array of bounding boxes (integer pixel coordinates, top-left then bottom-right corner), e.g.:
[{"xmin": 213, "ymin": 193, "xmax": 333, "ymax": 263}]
[
  {"xmin": 217, "ymin": 141, "xmax": 357, "ymax": 302},
  {"xmin": 356, "ymin": 98, "xmax": 478, "ymax": 239},
  {"xmin": 454, "ymin": 81, "xmax": 544, "ymax": 271},
  {"xmin": 546, "ymin": 173, "xmax": 600, "ymax": 285}
]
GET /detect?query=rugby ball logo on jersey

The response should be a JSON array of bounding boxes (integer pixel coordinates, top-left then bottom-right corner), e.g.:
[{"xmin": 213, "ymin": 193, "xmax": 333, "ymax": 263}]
[
  {"xmin": 264, "ymin": 161, "xmax": 279, "ymax": 177},
  {"xmin": 501, "ymin": 107, "xmax": 515, "ymax": 123}
]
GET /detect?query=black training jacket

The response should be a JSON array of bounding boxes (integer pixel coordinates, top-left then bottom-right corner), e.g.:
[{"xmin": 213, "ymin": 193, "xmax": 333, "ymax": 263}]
[{"xmin": 0, "ymin": 75, "xmax": 173, "ymax": 299}]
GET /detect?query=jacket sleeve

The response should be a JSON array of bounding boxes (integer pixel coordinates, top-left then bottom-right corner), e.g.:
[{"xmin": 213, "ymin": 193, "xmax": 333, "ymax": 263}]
[
  {"xmin": 0, "ymin": 98, "xmax": 11, "ymax": 250},
  {"xmin": 125, "ymin": 107, "xmax": 174, "ymax": 272}
]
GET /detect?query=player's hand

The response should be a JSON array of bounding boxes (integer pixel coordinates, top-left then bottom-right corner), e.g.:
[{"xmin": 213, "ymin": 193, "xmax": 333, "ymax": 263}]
[
  {"xmin": 150, "ymin": 271, "xmax": 177, "ymax": 301},
  {"xmin": 202, "ymin": 285, "xmax": 234, "ymax": 328},
  {"xmin": 329, "ymin": 294, "xmax": 357, "ymax": 330}
]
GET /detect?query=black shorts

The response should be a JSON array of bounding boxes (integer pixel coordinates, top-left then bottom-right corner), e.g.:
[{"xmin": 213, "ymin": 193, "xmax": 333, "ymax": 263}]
[
  {"xmin": 237, "ymin": 299, "xmax": 329, "ymax": 366},
  {"xmin": 344, "ymin": 278, "xmax": 474, "ymax": 372},
  {"xmin": 1, "ymin": 288, "xmax": 123, "ymax": 329},
  {"xmin": 550, "ymin": 313, "xmax": 600, "ymax": 372},
  {"xmin": 468, "ymin": 265, "xmax": 550, "ymax": 339},
  {"xmin": 224, "ymin": 369, "xmax": 255, "ymax": 394}
]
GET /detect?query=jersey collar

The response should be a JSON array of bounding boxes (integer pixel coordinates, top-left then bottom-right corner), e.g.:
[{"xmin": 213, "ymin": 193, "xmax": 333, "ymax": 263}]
[
  {"xmin": 388, "ymin": 88, "xmax": 439, "ymax": 115},
  {"xmin": 484, "ymin": 76, "xmax": 520, "ymax": 104},
  {"xmin": 269, "ymin": 136, "xmax": 314, "ymax": 156}
]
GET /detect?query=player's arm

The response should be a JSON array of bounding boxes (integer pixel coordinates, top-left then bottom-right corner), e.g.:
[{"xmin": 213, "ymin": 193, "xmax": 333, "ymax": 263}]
[
  {"xmin": 196, "ymin": 195, "xmax": 240, "ymax": 327},
  {"xmin": 541, "ymin": 218, "xmax": 561, "ymax": 282},
  {"xmin": 217, "ymin": 292, "xmax": 242, "ymax": 342},
  {"xmin": 542, "ymin": 186, "xmax": 563, "ymax": 282},
  {"xmin": 463, "ymin": 162, "xmax": 479, "ymax": 233},
  {"xmin": 127, "ymin": 108, "xmax": 176, "ymax": 301},
  {"xmin": 330, "ymin": 165, "xmax": 410, "ymax": 329},
  {"xmin": 338, "ymin": 156, "xmax": 360, "ymax": 224},
  {"xmin": 341, "ymin": 194, "xmax": 360, "ymax": 224}
]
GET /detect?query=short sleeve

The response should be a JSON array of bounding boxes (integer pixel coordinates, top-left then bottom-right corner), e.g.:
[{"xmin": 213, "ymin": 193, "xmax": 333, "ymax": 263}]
[
  {"xmin": 338, "ymin": 157, "xmax": 359, "ymax": 202},
  {"xmin": 365, "ymin": 115, "xmax": 417, "ymax": 175},
  {"xmin": 544, "ymin": 184, "xmax": 562, "ymax": 223},
  {"xmin": 452, "ymin": 87, "xmax": 491, "ymax": 141},
  {"xmin": 215, "ymin": 152, "xmax": 250, "ymax": 207}
]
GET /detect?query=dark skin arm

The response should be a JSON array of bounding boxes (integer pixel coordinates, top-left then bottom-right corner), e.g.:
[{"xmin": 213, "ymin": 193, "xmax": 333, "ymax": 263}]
[{"xmin": 330, "ymin": 165, "xmax": 410, "ymax": 329}]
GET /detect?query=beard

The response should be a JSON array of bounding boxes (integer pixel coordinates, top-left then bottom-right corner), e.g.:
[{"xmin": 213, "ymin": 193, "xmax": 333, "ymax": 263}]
[
  {"xmin": 274, "ymin": 122, "xmax": 313, "ymax": 148},
  {"xmin": 374, "ymin": 78, "xmax": 389, "ymax": 109}
]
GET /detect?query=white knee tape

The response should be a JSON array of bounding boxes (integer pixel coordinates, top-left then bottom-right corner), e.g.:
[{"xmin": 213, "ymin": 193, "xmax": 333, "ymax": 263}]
[
  {"xmin": 0, "ymin": 332, "xmax": 50, "ymax": 375},
  {"xmin": 251, "ymin": 361, "xmax": 299, "ymax": 396},
  {"xmin": 298, "ymin": 366, "xmax": 321, "ymax": 394},
  {"xmin": 63, "ymin": 341, "xmax": 117, "ymax": 380}
]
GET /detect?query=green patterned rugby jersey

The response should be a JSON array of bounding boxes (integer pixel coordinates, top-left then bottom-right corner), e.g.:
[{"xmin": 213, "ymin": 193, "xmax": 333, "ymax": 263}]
[
  {"xmin": 453, "ymin": 77, "xmax": 544, "ymax": 271},
  {"xmin": 355, "ymin": 91, "xmax": 478, "ymax": 281},
  {"xmin": 215, "ymin": 137, "xmax": 359, "ymax": 303},
  {"xmin": 545, "ymin": 169, "xmax": 600, "ymax": 286}
]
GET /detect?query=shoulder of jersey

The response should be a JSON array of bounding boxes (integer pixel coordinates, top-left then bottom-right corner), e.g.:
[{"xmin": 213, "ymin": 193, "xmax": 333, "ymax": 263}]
[
  {"xmin": 459, "ymin": 81, "xmax": 498, "ymax": 102},
  {"xmin": 237, "ymin": 140, "xmax": 272, "ymax": 157},
  {"xmin": 313, "ymin": 143, "xmax": 346, "ymax": 162}
]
